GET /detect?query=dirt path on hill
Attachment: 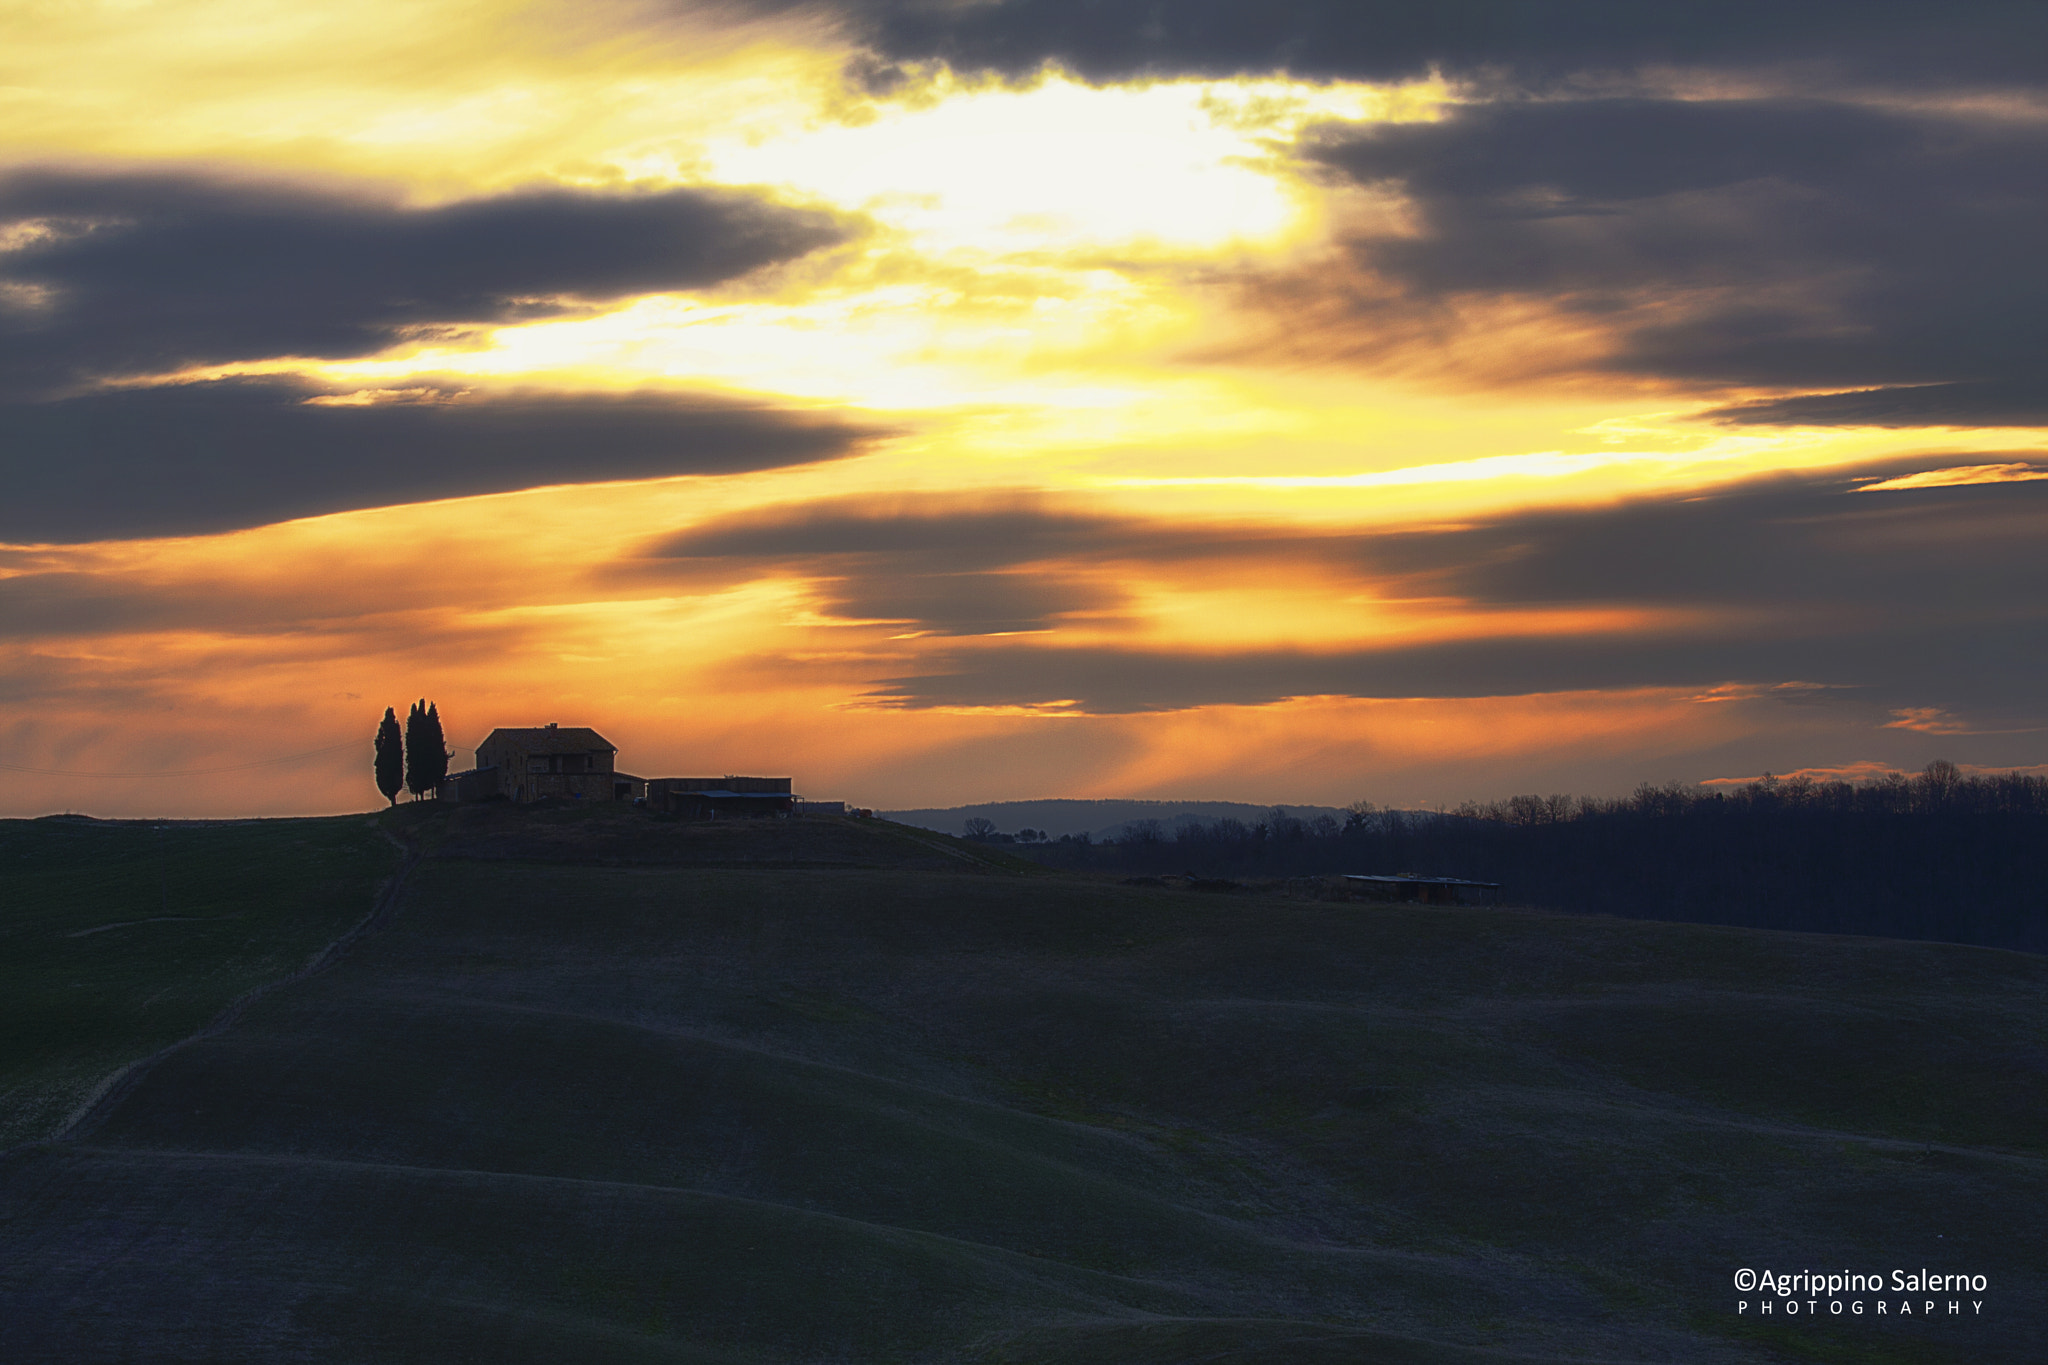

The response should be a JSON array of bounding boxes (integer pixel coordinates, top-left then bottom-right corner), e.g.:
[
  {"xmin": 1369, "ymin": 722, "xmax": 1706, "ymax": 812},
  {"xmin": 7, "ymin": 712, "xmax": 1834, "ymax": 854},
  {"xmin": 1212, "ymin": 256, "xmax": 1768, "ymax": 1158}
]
[{"xmin": 43, "ymin": 827, "xmax": 423, "ymax": 1149}]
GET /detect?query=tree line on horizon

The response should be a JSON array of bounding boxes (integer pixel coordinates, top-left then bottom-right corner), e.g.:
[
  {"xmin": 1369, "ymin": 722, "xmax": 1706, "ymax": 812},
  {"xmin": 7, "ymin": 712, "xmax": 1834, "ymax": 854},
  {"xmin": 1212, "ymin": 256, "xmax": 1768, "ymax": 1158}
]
[
  {"xmin": 1011, "ymin": 762, "xmax": 2048, "ymax": 954},
  {"xmin": 372, "ymin": 700, "xmax": 448, "ymax": 805}
]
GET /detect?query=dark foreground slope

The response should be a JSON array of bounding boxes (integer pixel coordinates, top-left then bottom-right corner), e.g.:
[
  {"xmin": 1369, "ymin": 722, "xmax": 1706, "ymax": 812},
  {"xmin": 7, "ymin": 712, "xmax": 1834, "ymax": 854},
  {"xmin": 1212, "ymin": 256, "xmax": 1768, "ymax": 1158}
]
[
  {"xmin": 0, "ymin": 815, "xmax": 402, "ymax": 1149},
  {"xmin": 2, "ymin": 807, "xmax": 2044, "ymax": 1363}
]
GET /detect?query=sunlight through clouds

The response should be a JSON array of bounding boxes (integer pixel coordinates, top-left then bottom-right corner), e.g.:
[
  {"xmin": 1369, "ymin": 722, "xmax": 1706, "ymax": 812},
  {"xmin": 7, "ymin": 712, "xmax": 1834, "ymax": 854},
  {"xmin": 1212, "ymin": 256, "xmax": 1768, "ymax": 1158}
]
[
  {"xmin": 5, "ymin": 0, "xmax": 2047, "ymax": 814},
  {"xmin": 705, "ymin": 75, "xmax": 1327, "ymax": 253},
  {"xmin": 307, "ymin": 72, "xmax": 1447, "ymax": 424}
]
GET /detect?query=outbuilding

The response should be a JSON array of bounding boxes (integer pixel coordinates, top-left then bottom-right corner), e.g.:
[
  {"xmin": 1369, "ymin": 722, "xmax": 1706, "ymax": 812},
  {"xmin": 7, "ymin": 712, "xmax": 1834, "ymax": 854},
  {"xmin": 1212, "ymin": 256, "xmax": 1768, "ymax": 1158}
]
[
  {"xmin": 644, "ymin": 775, "xmax": 794, "ymax": 818},
  {"xmin": 1342, "ymin": 874, "xmax": 1501, "ymax": 906}
]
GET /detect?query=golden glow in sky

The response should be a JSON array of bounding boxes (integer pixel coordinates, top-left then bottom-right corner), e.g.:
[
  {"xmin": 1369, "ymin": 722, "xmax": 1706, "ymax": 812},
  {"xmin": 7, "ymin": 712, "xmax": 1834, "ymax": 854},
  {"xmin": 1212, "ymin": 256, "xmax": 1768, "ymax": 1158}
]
[{"xmin": 4, "ymin": 0, "xmax": 2044, "ymax": 815}]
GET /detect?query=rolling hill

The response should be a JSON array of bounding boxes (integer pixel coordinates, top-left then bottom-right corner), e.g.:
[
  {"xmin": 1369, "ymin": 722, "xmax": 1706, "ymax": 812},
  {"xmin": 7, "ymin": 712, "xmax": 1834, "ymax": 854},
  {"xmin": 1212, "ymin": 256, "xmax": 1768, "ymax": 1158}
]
[{"xmin": 2, "ymin": 803, "xmax": 2042, "ymax": 1362}]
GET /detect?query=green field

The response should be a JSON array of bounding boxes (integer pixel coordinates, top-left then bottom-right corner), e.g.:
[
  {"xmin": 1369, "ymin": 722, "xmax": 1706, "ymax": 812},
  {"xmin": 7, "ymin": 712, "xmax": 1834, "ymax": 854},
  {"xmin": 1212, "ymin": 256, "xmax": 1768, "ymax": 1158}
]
[
  {"xmin": 0, "ymin": 814, "xmax": 404, "ymax": 1150},
  {"xmin": 2, "ymin": 804, "xmax": 2043, "ymax": 1362}
]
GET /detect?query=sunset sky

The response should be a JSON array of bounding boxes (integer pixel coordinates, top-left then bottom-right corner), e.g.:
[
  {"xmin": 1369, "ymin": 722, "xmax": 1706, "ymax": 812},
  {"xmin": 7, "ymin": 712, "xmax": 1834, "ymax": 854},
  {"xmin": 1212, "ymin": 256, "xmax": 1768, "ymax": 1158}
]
[{"xmin": 4, "ymin": 0, "xmax": 2046, "ymax": 816}]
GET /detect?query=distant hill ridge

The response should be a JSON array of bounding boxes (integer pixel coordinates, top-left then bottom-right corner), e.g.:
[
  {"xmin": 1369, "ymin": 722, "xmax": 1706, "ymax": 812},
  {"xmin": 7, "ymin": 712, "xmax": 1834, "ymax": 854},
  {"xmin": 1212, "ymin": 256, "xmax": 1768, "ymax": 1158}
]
[{"xmin": 881, "ymin": 798, "xmax": 1349, "ymax": 840}]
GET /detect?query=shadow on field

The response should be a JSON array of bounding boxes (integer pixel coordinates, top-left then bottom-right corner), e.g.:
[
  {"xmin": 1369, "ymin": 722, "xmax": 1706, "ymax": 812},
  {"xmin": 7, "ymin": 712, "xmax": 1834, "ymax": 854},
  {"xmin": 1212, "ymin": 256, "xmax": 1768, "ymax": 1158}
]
[
  {"xmin": 1, "ymin": 805, "xmax": 2042, "ymax": 1362},
  {"xmin": 423, "ymin": 801, "xmax": 1039, "ymax": 873}
]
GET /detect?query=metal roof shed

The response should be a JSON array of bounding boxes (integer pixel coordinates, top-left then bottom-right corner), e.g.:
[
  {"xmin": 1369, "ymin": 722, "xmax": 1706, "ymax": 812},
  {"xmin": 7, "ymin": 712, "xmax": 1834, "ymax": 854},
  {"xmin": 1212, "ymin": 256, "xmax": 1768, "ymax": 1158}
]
[{"xmin": 1342, "ymin": 874, "xmax": 1501, "ymax": 906}]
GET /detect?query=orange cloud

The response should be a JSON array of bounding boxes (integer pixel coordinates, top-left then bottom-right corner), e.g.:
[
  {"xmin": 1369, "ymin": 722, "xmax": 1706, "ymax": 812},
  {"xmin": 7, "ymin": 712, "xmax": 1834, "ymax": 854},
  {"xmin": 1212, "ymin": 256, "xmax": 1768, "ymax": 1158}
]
[
  {"xmin": 1856, "ymin": 463, "xmax": 2048, "ymax": 492},
  {"xmin": 1698, "ymin": 760, "xmax": 1910, "ymax": 787},
  {"xmin": 1879, "ymin": 707, "xmax": 2043, "ymax": 737},
  {"xmin": 7, "ymin": 451, "xmax": 2046, "ymax": 817},
  {"xmin": 7, "ymin": 9, "xmax": 2048, "ymax": 819}
]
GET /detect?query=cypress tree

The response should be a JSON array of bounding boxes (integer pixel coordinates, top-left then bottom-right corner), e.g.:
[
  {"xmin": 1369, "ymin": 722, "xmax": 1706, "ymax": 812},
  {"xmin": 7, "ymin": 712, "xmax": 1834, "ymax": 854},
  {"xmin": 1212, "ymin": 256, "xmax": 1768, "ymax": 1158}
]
[
  {"xmin": 422, "ymin": 701, "xmax": 450, "ymax": 792},
  {"xmin": 373, "ymin": 707, "xmax": 404, "ymax": 806},
  {"xmin": 404, "ymin": 699, "xmax": 433, "ymax": 799}
]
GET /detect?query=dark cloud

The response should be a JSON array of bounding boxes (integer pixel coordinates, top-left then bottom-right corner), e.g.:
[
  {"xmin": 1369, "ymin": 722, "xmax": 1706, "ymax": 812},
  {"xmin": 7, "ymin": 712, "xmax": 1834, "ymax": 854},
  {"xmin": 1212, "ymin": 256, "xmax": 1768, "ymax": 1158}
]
[
  {"xmin": 0, "ymin": 377, "xmax": 881, "ymax": 543},
  {"xmin": 1357, "ymin": 467, "xmax": 2048, "ymax": 612},
  {"xmin": 0, "ymin": 570, "xmax": 541, "ymax": 643},
  {"xmin": 820, "ymin": 2, "xmax": 2048, "ymax": 421},
  {"xmin": 1299, "ymin": 98, "xmax": 2048, "ymax": 409},
  {"xmin": 0, "ymin": 567, "xmax": 414, "ymax": 641},
  {"xmin": 637, "ymin": 493, "xmax": 1368, "ymax": 638},
  {"xmin": 829, "ymin": 1, "xmax": 2045, "ymax": 88},
  {"xmin": 647, "ymin": 496, "xmax": 1126, "ymax": 563},
  {"xmin": 865, "ymin": 613, "xmax": 2047, "ymax": 721},
  {"xmin": 652, "ymin": 467, "xmax": 2048, "ymax": 615},
  {"xmin": 820, "ymin": 570, "xmax": 1118, "ymax": 635},
  {"xmin": 1317, "ymin": 99, "xmax": 1922, "ymax": 217},
  {"xmin": 643, "ymin": 492, "xmax": 1333, "ymax": 569},
  {"xmin": 637, "ymin": 468, "xmax": 2048, "ymax": 720},
  {"xmin": 642, "ymin": 496, "xmax": 1133, "ymax": 633},
  {"xmin": 0, "ymin": 572, "xmax": 169, "ymax": 639},
  {"xmin": 0, "ymin": 170, "xmax": 852, "ymax": 396},
  {"xmin": 1707, "ymin": 380, "xmax": 2048, "ymax": 428}
]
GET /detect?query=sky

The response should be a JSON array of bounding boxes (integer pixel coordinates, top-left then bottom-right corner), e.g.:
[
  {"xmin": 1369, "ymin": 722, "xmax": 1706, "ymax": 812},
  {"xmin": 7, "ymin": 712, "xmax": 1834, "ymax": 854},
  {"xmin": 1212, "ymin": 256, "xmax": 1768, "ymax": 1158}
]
[{"xmin": 4, "ymin": 0, "xmax": 2047, "ymax": 817}]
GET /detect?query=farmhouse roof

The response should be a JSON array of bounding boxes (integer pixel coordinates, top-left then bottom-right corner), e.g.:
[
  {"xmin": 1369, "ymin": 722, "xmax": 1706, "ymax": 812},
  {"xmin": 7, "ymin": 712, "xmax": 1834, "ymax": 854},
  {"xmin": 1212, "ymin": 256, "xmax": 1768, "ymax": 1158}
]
[{"xmin": 482, "ymin": 725, "xmax": 617, "ymax": 755}]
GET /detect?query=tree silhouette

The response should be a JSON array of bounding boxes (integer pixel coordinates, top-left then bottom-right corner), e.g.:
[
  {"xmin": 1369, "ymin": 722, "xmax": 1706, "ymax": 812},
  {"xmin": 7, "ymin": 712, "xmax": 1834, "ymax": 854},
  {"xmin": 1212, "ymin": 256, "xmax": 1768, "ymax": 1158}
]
[
  {"xmin": 404, "ymin": 699, "xmax": 449, "ymax": 799},
  {"xmin": 403, "ymin": 701, "xmax": 426, "ymax": 798},
  {"xmin": 373, "ymin": 707, "xmax": 403, "ymax": 806},
  {"xmin": 963, "ymin": 817, "xmax": 996, "ymax": 840},
  {"xmin": 423, "ymin": 701, "xmax": 449, "ymax": 793},
  {"xmin": 1014, "ymin": 761, "xmax": 2048, "ymax": 954}
]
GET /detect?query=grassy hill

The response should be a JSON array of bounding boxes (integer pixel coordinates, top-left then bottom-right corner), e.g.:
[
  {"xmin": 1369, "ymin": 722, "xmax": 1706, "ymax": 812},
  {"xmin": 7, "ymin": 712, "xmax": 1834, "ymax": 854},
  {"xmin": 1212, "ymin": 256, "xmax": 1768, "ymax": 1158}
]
[
  {"xmin": 2, "ymin": 805, "xmax": 2043, "ymax": 1362},
  {"xmin": 0, "ymin": 814, "xmax": 403, "ymax": 1150}
]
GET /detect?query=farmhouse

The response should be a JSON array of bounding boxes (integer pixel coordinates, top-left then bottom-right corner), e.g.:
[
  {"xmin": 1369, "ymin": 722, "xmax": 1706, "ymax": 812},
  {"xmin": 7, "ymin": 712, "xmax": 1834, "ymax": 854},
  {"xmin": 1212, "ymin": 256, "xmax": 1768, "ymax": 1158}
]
[
  {"xmin": 436, "ymin": 723, "xmax": 799, "ymax": 814},
  {"xmin": 644, "ymin": 775, "xmax": 794, "ymax": 819},
  {"xmin": 475, "ymin": 724, "xmax": 637, "ymax": 803}
]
